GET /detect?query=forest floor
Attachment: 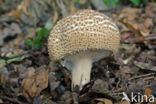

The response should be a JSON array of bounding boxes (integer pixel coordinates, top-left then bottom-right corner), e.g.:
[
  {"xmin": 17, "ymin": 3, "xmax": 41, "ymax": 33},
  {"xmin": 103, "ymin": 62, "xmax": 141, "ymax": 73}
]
[{"xmin": 0, "ymin": 1, "xmax": 156, "ymax": 104}]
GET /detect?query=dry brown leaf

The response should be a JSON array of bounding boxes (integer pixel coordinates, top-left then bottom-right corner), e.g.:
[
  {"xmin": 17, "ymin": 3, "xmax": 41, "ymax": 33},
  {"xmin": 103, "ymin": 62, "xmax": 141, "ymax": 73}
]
[
  {"xmin": 21, "ymin": 70, "xmax": 48, "ymax": 101},
  {"xmin": 96, "ymin": 98, "xmax": 112, "ymax": 104},
  {"xmin": 8, "ymin": 0, "xmax": 32, "ymax": 19},
  {"xmin": 0, "ymin": 0, "xmax": 2, "ymax": 6},
  {"xmin": 52, "ymin": 10, "xmax": 59, "ymax": 24},
  {"xmin": 120, "ymin": 19, "xmax": 140, "ymax": 35},
  {"xmin": 8, "ymin": 10, "xmax": 21, "ymax": 19},
  {"xmin": 144, "ymin": 18, "xmax": 153, "ymax": 29},
  {"xmin": 0, "ymin": 73, "xmax": 6, "ymax": 88},
  {"xmin": 19, "ymin": 67, "xmax": 35, "ymax": 79},
  {"xmin": 121, "ymin": 7, "xmax": 139, "ymax": 20},
  {"xmin": 115, "ymin": 101, "xmax": 130, "ymax": 104},
  {"xmin": 145, "ymin": 3, "xmax": 156, "ymax": 16},
  {"xmin": 52, "ymin": 0, "xmax": 59, "ymax": 24},
  {"xmin": 120, "ymin": 19, "xmax": 150, "ymax": 36},
  {"xmin": 144, "ymin": 88, "xmax": 151, "ymax": 101},
  {"xmin": 17, "ymin": 0, "xmax": 32, "ymax": 17}
]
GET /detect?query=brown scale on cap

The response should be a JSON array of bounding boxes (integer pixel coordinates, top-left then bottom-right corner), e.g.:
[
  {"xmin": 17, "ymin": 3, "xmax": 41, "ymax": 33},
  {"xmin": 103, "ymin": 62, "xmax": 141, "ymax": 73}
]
[{"xmin": 48, "ymin": 9, "xmax": 120, "ymax": 91}]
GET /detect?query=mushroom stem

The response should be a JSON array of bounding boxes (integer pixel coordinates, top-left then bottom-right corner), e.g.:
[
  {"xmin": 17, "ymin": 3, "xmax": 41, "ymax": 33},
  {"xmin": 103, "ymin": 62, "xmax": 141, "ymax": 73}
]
[{"xmin": 72, "ymin": 55, "xmax": 92, "ymax": 91}]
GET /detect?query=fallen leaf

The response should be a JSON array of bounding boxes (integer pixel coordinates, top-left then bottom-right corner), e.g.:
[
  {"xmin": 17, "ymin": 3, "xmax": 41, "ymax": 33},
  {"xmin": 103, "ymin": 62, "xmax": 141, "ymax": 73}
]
[
  {"xmin": 0, "ymin": 23, "xmax": 22, "ymax": 46},
  {"xmin": 0, "ymin": 73, "xmax": 7, "ymax": 88},
  {"xmin": 144, "ymin": 88, "xmax": 151, "ymax": 101},
  {"xmin": 134, "ymin": 61, "xmax": 156, "ymax": 72},
  {"xmin": 0, "ymin": 66, "xmax": 9, "ymax": 88},
  {"xmin": 96, "ymin": 98, "xmax": 112, "ymax": 104},
  {"xmin": 8, "ymin": 10, "xmax": 21, "ymax": 19},
  {"xmin": 48, "ymin": 72, "xmax": 60, "ymax": 91},
  {"xmin": 0, "ymin": 0, "xmax": 2, "ymax": 6},
  {"xmin": 60, "ymin": 91, "xmax": 72, "ymax": 104},
  {"xmin": 143, "ymin": 18, "xmax": 153, "ymax": 29},
  {"xmin": 56, "ymin": 0, "xmax": 68, "ymax": 16},
  {"xmin": 91, "ymin": 79, "xmax": 122, "ymax": 101},
  {"xmin": 121, "ymin": 7, "xmax": 140, "ymax": 20},
  {"xmin": 0, "ymin": 59, "xmax": 5, "ymax": 68},
  {"xmin": 17, "ymin": 0, "xmax": 32, "ymax": 17},
  {"xmin": 21, "ymin": 70, "xmax": 48, "ymax": 101},
  {"xmin": 120, "ymin": 18, "xmax": 150, "ymax": 36},
  {"xmin": 51, "ymin": 0, "xmax": 58, "ymax": 24},
  {"xmin": 19, "ymin": 67, "xmax": 35, "ymax": 79},
  {"xmin": 145, "ymin": 3, "xmax": 156, "ymax": 16},
  {"xmin": 114, "ymin": 100, "xmax": 130, "ymax": 104},
  {"xmin": 8, "ymin": 0, "xmax": 32, "ymax": 19}
]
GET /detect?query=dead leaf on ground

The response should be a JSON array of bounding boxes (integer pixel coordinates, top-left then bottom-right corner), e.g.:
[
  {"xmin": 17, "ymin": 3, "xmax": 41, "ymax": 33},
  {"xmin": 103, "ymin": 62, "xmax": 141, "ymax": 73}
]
[
  {"xmin": 56, "ymin": 0, "xmax": 68, "ymax": 17},
  {"xmin": 8, "ymin": 0, "xmax": 31, "ymax": 19},
  {"xmin": 17, "ymin": 0, "xmax": 31, "ymax": 17},
  {"xmin": 96, "ymin": 98, "xmax": 112, "ymax": 104},
  {"xmin": 0, "ymin": 73, "xmax": 7, "ymax": 88},
  {"xmin": 143, "ymin": 18, "xmax": 153, "ymax": 29},
  {"xmin": 51, "ymin": 0, "xmax": 59, "ymax": 24},
  {"xmin": 121, "ymin": 7, "xmax": 140, "ymax": 20},
  {"xmin": 114, "ymin": 100, "xmax": 130, "ymax": 104},
  {"xmin": 120, "ymin": 19, "xmax": 150, "ymax": 37},
  {"xmin": 144, "ymin": 88, "xmax": 151, "ymax": 101},
  {"xmin": 144, "ymin": 88, "xmax": 156, "ymax": 104},
  {"xmin": 145, "ymin": 3, "xmax": 156, "ymax": 16},
  {"xmin": 0, "ymin": 23, "xmax": 22, "ymax": 46},
  {"xmin": 8, "ymin": 10, "xmax": 21, "ymax": 19},
  {"xmin": 134, "ymin": 61, "xmax": 156, "ymax": 72},
  {"xmin": 0, "ymin": 0, "xmax": 2, "ymax": 6},
  {"xmin": 19, "ymin": 67, "xmax": 35, "ymax": 79},
  {"xmin": 21, "ymin": 70, "xmax": 48, "ymax": 101},
  {"xmin": 48, "ymin": 72, "xmax": 60, "ymax": 92}
]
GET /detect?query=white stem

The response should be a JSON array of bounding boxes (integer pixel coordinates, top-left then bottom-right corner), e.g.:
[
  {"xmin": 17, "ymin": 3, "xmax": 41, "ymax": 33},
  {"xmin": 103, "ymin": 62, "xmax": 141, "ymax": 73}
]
[{"xmin": 72, "ymin": 56, "xmax": 92, "ymax": 90}]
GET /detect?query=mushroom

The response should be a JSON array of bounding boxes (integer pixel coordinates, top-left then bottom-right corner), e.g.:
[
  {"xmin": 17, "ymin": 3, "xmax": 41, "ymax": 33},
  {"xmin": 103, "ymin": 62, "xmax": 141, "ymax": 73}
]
[{"xmin": 48, "ymin": 9, "xmax": 120, "ymax": 91}]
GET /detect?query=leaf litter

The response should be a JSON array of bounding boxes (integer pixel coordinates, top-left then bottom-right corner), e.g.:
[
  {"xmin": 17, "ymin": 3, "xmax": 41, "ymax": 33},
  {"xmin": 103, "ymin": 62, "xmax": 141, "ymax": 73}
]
[{"xmin": 0, "ymin": 1, "xmax": 155, "ymax": 104}]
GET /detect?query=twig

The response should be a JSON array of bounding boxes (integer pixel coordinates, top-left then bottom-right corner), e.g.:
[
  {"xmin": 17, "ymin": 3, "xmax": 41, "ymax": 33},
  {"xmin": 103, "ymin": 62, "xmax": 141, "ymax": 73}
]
[
  {"xmin": 121, "ymin": 35, "xmax": 156, "ymax": 43},
  {"xmin": 128, "ymin": 73, "xmax": 156, "ymax": 81},
  {"xmin": 0, "ymin": 96, "xmax": 28, "ymax": 104}
]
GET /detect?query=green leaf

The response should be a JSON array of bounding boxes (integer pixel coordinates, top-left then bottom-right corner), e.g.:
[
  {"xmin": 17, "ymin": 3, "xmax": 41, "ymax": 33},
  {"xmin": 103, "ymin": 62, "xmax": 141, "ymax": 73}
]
[
  {"xmin": 74, "ymin": 0, "xmax": 79, "ymax": 3},
  {"xmin": 0, "ymin": 59, "xmax": 6, "ymax": 64},
  {"xmin": 103, "ymin": 0, "xmax": 110, "ymax": 7},
  {"xmin": 0, "ymin": 59, "xmax": 6, "ymax": 68},
  {"xmin": 7, "ymin": 55, "xmax": 25, "ymax": 64},
  {"xmin": 33, "ymin": 28, "xmax": 50, "ymax": 49},
  {"xmin": 130, "ymin": 0, "xmax": 140, "ymax": 6},
  {"xmin": 0, "ymin": 55, "xmax": 25, "ymax": 67},
  {"xmin": 36, "ymin": 28, "xmax": 49, "ymax": 39},
  {"xmin": 33, "ymin": 43, "xmax": 42, "ymax": 49},
  {"xmin": 25, "ymin": 27, "xmax": 50, "ymax": 50},
  {"xmin": 25, "ymin": 40, "xmax": 33, "ymax": 47},
  {"xmin": 112, "ymin": 0, "xmax": 119, "ymax": 7}
]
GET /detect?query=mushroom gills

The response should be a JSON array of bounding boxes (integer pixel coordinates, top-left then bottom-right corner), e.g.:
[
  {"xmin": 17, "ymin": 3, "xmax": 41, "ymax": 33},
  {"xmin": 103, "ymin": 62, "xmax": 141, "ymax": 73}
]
[{"xmin": 60, "ymin": 50, "xmax": 112, "ymax": 90}]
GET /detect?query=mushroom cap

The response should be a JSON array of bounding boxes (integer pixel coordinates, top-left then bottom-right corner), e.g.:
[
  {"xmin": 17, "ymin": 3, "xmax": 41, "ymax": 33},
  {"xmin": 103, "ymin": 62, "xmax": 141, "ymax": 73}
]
[{"xmin": 48, "ymin": 9, "xmax": 120, "ymax": 61}]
